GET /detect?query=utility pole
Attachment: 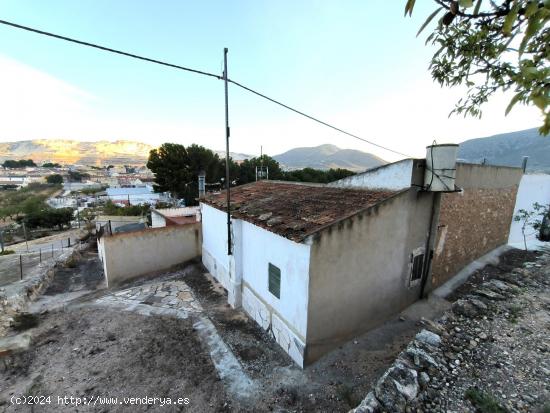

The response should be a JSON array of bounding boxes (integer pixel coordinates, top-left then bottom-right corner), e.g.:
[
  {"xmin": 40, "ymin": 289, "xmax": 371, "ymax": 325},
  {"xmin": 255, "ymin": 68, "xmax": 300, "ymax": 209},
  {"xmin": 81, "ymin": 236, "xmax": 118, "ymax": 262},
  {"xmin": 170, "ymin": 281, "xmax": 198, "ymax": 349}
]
[
  {"xmin": 224, "ymin": 47, "xmax": 232, "ymax": 255},
  {"xmin": 22, "ymin": 222, "xmax": 29, "ymax": 252}
]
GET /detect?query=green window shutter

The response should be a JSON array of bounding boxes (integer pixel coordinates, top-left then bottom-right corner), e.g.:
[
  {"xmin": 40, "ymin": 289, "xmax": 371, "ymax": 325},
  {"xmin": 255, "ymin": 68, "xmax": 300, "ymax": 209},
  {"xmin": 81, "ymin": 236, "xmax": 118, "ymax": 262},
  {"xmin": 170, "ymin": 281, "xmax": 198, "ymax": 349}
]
[{"xmin": 268, "ymin": 263, "xmax": 281, "ymax": 299}]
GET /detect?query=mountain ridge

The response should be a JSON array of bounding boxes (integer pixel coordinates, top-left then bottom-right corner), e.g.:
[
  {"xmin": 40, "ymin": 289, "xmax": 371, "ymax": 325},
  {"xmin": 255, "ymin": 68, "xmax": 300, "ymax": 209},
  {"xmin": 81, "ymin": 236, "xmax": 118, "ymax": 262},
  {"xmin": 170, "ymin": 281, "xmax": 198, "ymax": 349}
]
[
  {"xmin": 457, "ymin": 128, "xmax": 550, "ymax": 172},
  {"xmin": 0, "ymin": 139, "xmax": 388, "ymax": 171}
]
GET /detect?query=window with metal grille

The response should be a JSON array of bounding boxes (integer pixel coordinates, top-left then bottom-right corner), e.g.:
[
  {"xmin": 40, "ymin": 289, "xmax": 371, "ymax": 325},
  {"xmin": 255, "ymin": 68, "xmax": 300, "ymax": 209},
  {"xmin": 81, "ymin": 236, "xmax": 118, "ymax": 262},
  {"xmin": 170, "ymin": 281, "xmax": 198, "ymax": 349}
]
[
  {"xmin": 268, "ymin": 263, "xmax": 281, "ymax": 299},
  {"xmin": 411, "ymin": 253, "xmax": 424, "ymax": 283}
]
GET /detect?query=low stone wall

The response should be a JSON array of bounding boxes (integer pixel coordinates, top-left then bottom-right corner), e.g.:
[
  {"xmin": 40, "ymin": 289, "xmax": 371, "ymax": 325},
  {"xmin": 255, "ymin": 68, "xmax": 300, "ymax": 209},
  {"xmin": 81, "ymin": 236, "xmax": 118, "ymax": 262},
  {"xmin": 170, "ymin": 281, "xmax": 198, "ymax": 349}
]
[
  {"xmin": 0, "ymin": 247, "xmax": 79, "ymax": 337},
  {"xmin": 99, "ymin": 224, "xmax": 201, "ymax": 287},
  {"xmin": 351, "ymin": 252, "xmax": 542, "ymax": 412}
]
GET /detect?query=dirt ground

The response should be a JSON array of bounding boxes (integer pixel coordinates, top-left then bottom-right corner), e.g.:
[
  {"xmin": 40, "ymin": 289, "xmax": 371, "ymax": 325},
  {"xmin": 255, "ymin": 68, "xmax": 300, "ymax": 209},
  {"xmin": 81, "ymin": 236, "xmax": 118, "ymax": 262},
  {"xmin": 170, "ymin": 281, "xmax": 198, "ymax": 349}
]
[{"xmin": 1, "ymin": 253, "xmax": 445, "ymax": 412}]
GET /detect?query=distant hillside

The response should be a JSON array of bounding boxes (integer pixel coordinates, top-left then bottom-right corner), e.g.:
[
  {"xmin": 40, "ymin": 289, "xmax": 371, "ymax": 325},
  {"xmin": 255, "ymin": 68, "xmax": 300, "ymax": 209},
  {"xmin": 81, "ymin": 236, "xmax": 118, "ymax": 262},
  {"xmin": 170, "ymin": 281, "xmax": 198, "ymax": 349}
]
[
  {"xmin": 274, "ymin": 144, "xmax": 387, "ymax": 172},
  {"xmin": 0, "ymin": 140, "xmax": 154, "ymax": 166},
  {"xmin": 458, "ymin": 128, "xmax": 550, "ymax": 172},
  {"xmin": 213, "ymin": 150, "xmax": 253, "ymax": 162}
]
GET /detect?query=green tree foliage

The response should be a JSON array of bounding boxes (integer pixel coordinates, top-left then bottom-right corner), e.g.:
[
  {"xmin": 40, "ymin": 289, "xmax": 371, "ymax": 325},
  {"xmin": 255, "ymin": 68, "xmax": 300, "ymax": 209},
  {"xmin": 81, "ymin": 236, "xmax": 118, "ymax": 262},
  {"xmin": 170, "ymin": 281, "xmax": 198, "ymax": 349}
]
[
  {"xmin": 46, "ymin": 174, "xmax": 63, "ymax": 184},
  {"xmin": 283, "ymin": 168, "xmax": 356, "ymax": 183},
  {"xmin": 148, "ymin": 144, "xmax": 356, "ymax": 202},
  {"xmin": 0, "ymin": 183, "xmax": 59, "ymax": 222},
  {"xmin": 20, "ymin": 208, "xmax": 74, "ymax": 230},
  {"xmin": 406, "ymin": 0, "xmax": 550, "ymax": 135},
  {"xmin": 2, "ymin": 159, "xmax": 36, "ymax": 168},
  {"xmin": 147, "ymin": 143, "xmax": 237, "ymax": 206},
  {"xmin": 68, "ymin": 170, "xmax": 90, "ymax": 182},
  {"xmin": 102, "ymin": 200, "xmax": 150, "ymax": 216},
  {"xmin": 42, "ymin": 162, "xmax": 61, "ymax": 168},
  {"xmin": 237, "ymin": 155, "xmax": 284, "ymax": 183}
]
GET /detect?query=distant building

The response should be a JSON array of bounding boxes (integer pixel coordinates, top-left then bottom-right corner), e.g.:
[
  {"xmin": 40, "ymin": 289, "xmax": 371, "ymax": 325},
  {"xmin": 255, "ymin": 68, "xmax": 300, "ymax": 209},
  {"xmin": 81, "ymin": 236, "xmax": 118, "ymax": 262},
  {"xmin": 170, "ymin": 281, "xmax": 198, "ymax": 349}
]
[
  {"xmin": 151, "ymin": 207, "xmax": 200, "ymax": 228},
  {"xmin": 105, "ymin": 185, "xmax": 167, "ymax": 205}
]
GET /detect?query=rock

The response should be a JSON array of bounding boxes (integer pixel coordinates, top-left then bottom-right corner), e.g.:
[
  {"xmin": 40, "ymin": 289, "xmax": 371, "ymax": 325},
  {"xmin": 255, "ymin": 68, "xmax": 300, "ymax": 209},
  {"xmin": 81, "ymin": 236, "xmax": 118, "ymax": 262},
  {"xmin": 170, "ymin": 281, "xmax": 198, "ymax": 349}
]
[
  {"xmin": 0, "ymin": 332, "xmax": 31, "ymax": 357},
  {"xmin": 452, "ymin": 298, "xmax": 487, "ymax": 317},
  {"xmin": 420, "ymin": 318, "xmax": 445, "ymax": 335},
  {"xmin": 258, "ymin": 212, "xmax": 273, "ymax": 221},
  {"xmin": 415, "ymin": 330, "xmax": 441, "ymax": 348},
  {"xmin": 404, "ymin": 345, "xmax": 439, "ymax": 370},
  {"xmin": 419, "ymin": 372, "xmax": 430, "ymax": 388},
  {"xmin": 266, "ymin": 216, "xmax": 283, "ymax": 227},
  {"xmin": 375, "ymin": 361, "xmax": 419, "ymax": 412},
  {"xmin": 351, "ymin": 392, "xmax": 381, "ymax": 413},
  {"xmin": 474, "ymin": 288, "xmax": 505, "ymax": 301},
  {"xmin": 484, "ymin": 280, "xmax": 512, "ymax": 293}
]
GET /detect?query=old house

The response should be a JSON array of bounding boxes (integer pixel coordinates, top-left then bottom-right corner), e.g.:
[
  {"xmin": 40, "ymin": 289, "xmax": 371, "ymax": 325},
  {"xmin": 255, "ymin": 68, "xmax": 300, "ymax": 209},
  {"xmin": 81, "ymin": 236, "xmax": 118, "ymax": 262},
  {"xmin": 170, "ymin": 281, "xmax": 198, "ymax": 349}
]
[{"xmin": 201, "ymin": 172, "xmax": 444, "ymax": 366}]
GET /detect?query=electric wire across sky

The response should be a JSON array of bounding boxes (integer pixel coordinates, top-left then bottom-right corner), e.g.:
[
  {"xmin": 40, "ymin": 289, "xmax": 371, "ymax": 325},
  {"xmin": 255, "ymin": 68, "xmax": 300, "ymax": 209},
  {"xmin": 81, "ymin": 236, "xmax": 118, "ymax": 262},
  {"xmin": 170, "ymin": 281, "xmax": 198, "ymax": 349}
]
[{"xmin": 0, "ymin": 18, "xmax": 412, "ymax": 158}]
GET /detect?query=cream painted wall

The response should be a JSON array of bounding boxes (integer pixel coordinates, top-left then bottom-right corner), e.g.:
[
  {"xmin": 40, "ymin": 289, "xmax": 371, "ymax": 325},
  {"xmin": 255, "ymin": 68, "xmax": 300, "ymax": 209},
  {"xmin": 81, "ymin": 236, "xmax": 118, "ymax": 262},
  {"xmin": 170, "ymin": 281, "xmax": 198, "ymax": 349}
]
[
  {"xmin": 306, "ymin": 189, "xmax": 435, "ymax": 363},
  {"xmin": 101, "ymin": 224, "xmax": 201, "ymax": 286}
]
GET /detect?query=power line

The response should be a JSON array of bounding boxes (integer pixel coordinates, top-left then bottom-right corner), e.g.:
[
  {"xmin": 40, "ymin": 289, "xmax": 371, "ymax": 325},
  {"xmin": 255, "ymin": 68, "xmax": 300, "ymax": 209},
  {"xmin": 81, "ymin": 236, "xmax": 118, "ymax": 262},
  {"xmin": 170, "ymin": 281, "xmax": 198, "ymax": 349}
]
[
  {"xmin": 228, "ymin": 79, "xmax": 411, "ymax": 158},
  {"xmin": 0, "ymin": 19, "xmax": 222, "ymax": 80},
  {"xmin": 0, "ymin": 18, "xmax": 411, "ymax": 158}
]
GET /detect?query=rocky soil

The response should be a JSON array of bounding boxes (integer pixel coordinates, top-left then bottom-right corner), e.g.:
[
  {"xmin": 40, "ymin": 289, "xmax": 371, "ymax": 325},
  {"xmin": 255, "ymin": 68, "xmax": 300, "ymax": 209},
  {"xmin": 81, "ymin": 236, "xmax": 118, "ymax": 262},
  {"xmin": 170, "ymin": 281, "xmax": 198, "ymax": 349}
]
[{"xmin": 352, "ymin": 248, "xmax": 550, "ymax": 413}]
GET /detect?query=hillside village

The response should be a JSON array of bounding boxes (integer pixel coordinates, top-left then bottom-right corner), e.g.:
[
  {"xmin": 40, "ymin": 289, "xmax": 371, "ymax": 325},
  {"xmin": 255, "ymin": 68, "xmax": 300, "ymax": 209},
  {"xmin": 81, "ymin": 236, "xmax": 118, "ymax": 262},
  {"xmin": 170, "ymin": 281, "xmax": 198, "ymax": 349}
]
[
  {"xmin": 0, "ymin": 135, "xmax": 549, "ymax": 412},
  {"xmin": 1, "ymin": 1, "xmax": 549, "ymax": 412}
]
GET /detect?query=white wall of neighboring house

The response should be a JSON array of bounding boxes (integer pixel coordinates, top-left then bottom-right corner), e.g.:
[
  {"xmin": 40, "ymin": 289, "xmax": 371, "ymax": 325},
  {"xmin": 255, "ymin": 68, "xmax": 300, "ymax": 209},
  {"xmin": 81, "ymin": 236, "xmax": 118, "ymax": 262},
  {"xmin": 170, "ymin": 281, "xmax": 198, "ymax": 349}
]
[
  {"xmin": 509, "ymin": 173, "xmax": 550, "ymax": 250},
  {"xmin": 201, "ymin": 203, "xmax": 231, "ymax": 291},
  {"xmin": 240, "ymin": 220, "xmax": 310, "ymax": 366},
  {"xmin": 327, "ymin": 159, "xmax": 414, "ymax": 190}
]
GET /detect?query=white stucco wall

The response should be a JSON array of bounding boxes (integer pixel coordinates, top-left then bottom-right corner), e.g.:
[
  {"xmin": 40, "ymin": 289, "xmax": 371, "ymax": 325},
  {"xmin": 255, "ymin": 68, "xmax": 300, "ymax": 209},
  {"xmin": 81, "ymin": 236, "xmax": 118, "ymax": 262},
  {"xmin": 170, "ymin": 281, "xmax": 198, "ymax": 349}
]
[
  {"xmin": 200, "ymin": 203, "xmax": 231, "ymax": 291},
  {"xmin": 200, "ymin": 202, "xmax": 311, "ymax": 366},
  {"xmin": 151, "ymin": 211, "xmax": 167, "ymax": 228},
  {"xmin": 240, "ymin": 220, "xmax": 310, "ymax": 366},
  {"xmin": 508, "ymin": 174, "xmax": 550, "ymax": 250},
  {"xmin": 327, "ymin": 159, "xmax": 414, "ymax": 190}
]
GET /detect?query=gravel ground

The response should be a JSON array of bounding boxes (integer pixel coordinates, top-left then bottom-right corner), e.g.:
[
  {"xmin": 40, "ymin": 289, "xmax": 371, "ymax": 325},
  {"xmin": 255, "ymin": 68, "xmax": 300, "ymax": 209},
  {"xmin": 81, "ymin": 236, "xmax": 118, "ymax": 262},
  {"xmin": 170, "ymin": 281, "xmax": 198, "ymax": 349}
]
[
  {"xmin": 433, "ymin": 249, "xmax": 550, "ymax": 413},
  {"xmin": 352, "ymin": 247, "xmax": 550, "ymax": 413}
]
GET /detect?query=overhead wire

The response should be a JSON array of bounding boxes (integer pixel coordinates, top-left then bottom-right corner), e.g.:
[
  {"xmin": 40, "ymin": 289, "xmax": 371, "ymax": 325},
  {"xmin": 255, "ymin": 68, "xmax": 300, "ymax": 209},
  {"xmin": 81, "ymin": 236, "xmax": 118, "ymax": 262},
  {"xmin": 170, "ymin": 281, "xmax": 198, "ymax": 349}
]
[
  {"xmin": 0, "ymin": 19, "xmax": 222, "ymax": 80},
  {"xmin": 227, "ymin": 78, "xmax": 412, "ymax": 158},
  {"xmin": 0, "ymin": 18, "xmax": 412, "ymax": 158}
]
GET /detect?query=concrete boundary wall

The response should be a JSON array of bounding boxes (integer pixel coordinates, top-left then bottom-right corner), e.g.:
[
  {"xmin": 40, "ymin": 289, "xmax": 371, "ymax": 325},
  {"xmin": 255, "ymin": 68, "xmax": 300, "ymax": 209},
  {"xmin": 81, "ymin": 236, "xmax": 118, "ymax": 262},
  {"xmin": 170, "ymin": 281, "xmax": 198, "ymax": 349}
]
[{"xmin": 99, "ymin": 224, "xmax": 201, "ymax": 287}]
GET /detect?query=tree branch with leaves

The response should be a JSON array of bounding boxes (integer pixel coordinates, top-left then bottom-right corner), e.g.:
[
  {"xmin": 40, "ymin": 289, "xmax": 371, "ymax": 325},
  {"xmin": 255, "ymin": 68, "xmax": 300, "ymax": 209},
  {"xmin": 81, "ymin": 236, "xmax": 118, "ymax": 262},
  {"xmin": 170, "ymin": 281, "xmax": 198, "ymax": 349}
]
[{"xmin": 406, "ymin": 0, "xmax": 550, "ymax": 135}]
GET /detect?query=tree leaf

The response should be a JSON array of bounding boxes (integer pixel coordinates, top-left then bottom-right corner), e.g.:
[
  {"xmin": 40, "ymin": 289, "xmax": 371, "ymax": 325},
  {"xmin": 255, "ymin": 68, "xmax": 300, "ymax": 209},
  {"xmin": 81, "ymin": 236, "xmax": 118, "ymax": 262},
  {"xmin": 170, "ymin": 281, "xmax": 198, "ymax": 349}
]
[
  {"xmin": 417, "ymin": 7, "xmax": 444, "ymax": 37},
  {"xmin": 502, "ymin": 1, "xmax": 519, "ymax": 36},
  {"xmin": 505, "ymin": 92, "xmax": 523, "ymax": 115},
  {"xmin": 525, "ymin": 1, "xmax": 539, "ymax": 18},
  {"xmin": 404, "ymin": 0, "xmax": 417, "ymax": 17},
  {"xmin": 459, "ymin": 0, "xmax": 474, "ymax": 8}
]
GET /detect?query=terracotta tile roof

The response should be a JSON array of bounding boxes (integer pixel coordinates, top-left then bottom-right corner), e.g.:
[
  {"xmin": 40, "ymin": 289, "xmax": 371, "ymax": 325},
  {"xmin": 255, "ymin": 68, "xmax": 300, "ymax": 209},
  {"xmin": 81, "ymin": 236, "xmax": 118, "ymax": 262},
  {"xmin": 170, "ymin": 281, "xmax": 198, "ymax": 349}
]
[{"xmin": 202, "ymin": 181, "xmax": 397, "ymax": 242}]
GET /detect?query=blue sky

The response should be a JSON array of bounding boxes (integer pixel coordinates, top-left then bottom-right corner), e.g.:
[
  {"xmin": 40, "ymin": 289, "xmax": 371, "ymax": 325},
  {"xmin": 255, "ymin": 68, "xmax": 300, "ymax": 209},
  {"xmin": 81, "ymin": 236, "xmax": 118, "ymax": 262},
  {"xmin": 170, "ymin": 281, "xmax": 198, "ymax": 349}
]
[{"xmin": 0, "ymin": 1, "xmax": 541, "ymax": 161}]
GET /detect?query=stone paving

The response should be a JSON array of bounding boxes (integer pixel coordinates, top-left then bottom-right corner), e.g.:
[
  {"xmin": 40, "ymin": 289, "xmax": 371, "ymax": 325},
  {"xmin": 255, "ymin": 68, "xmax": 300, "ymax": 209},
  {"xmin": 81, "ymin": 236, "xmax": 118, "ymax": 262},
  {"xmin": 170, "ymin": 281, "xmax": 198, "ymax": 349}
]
[
  {"xmin": 94, "ymin": 276, "xmax": 258, "ymax": 404},
  {"xmin": 96, "ymin": 279, "xmax": 203, "ymax": 318}
]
